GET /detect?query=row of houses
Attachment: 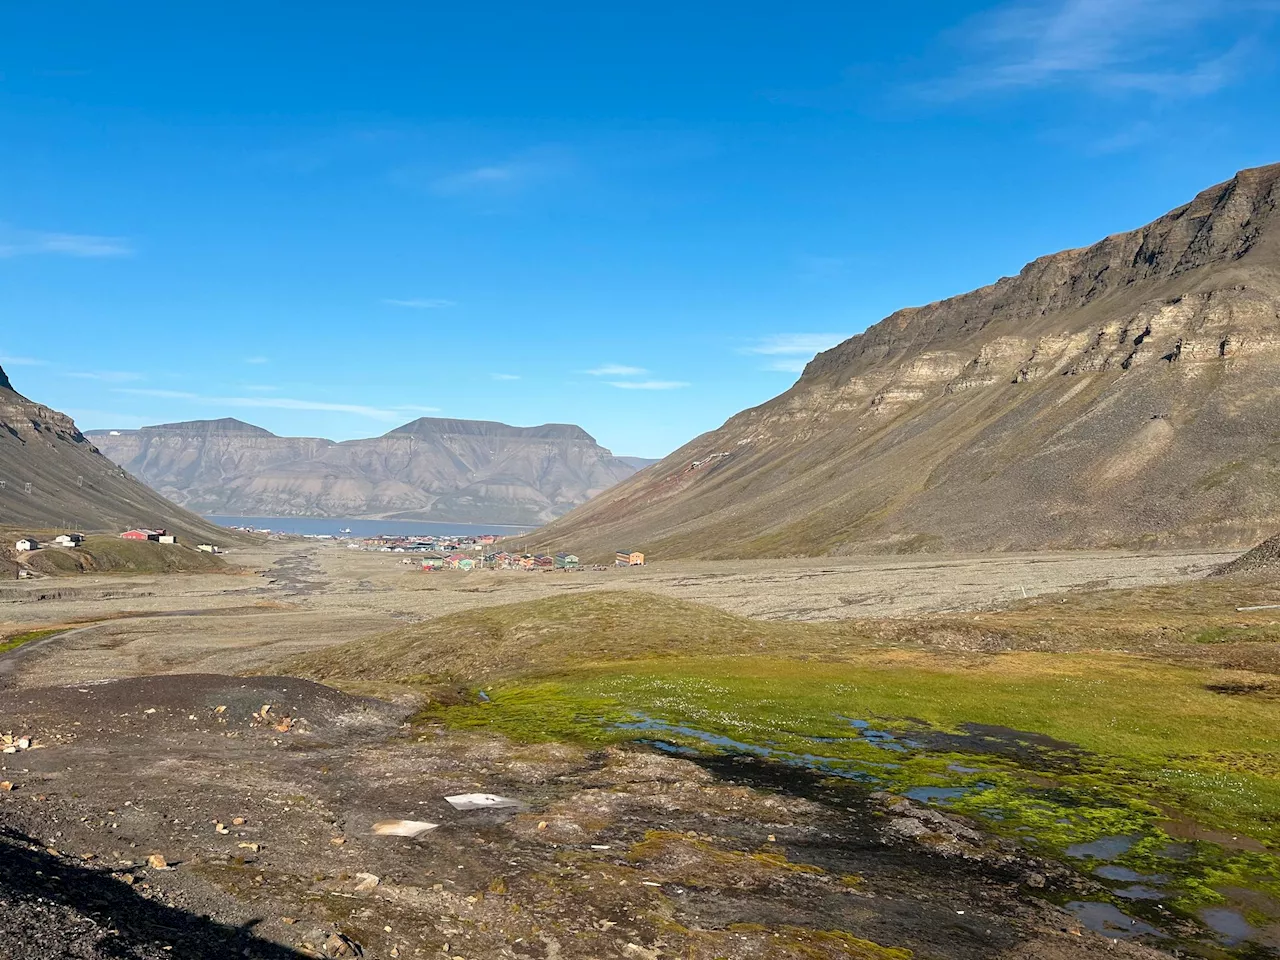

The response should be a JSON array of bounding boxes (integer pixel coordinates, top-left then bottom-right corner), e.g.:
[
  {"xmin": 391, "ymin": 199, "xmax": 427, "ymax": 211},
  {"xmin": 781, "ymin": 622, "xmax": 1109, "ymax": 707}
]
[
  {"xmin": 15, "ymin": 533, "xmax": 84, "ymax": 552},
  {"xmin": 420, "ymin": 550, "xmax": 647, "ymax": 572},
  {"xmin": 14, "ymin": 531, "xmax": 221, "ymax": 555},
  {"xmin": 421, "ymin": 551, "xmax": 583, "ymax": 572},
  {"xmin": 356, "ymin": 533, "xmax": 502, "ymax": 554}
]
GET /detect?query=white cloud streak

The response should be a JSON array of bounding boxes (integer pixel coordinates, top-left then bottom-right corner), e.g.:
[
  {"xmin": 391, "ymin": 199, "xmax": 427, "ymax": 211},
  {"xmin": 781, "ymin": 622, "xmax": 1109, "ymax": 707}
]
[
  {"xmin": 0, "ymin": 355, "xmax": 48, "ymax": 366},
  {"xmin": 743, "ymin": 334, "xmax": 849, "ymax": 356},
  {"xmin": 0, "ymin": 226, "xmax": 133, "ymax": 258},
  {"xmin": 765, "ymin": 359, "xmax": 810, "ymax": 374},
  {"xmin": 606, "ymin": 380, "xmax": 690, "ymax": 391},
  {"xmin": 244, "ymin": 356, "xmax": 269, "ymax": 365},
  {"xmin": 114, "ymin": 388, "xmax": 421, "ymax": 422},
  {"xmin": 382, "ymin": 298, "xmax": 457, "ymax": 309},
  {"xmin": 587, "ymin": 364, "xmax": 649, "ymax": 377},
  {"xmin": 490, "ymin": 373, "xmax": 521, "ymax": 381},
  {"xmin": 66, "ymin": 371, "xmax": 145, "ymax": 383},
  {"xmin": 923, "ymin": 0, "xmax": 1266, "ymax": 100}
]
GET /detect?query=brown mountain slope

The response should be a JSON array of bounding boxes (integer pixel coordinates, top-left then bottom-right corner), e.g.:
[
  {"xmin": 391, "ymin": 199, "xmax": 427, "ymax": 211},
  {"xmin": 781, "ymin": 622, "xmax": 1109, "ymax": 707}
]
[
  {"xmin": 0, "ymin": 371, "xmax": 234, "ymax": 543},
  {"xmin": 87, "ymin": 417, "xmax": 641, "ymax": 525},
  {"xmin": 523, "ymin": 163, "xmax": 1280, "ymax": 560}
]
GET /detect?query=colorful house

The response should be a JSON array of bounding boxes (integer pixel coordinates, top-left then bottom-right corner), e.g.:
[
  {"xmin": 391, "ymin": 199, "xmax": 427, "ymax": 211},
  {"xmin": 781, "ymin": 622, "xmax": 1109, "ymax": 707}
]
[
  {"xmin": 122, "ymin": 529, "xmax": 164, "ymax": 542},
  {"xmin": 533, "ymin": 555, "xmax": 555, "ymax": 570},
  {"xmin": 554, "ymin": 552, "xmax": 580, "ymax": 570},
  {"xmin": 615, "ymin": 550, "xmax": 646, "ymax": 567}
]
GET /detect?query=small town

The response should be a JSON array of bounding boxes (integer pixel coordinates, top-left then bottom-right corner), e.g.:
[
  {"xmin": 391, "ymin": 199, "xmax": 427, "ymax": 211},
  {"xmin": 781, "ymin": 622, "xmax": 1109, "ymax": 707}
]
[{"xmin": 340, "ymin": 534, "xmax": 647, "ymax": 572}]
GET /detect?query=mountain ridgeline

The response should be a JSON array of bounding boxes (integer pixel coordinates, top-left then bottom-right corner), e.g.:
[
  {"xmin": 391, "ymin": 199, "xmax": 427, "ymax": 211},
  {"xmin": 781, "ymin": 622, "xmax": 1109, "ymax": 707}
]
[
  {"xmin": 88, "ymin": 417, "xmax": 644, "ymax": 525},
  {"xmin": 0, "ymin": 371, "xmax": 232, "ymax": 542},
  {"xmin": 523, "ymin": 163, "xmax": 1280, "ymax": 559}
]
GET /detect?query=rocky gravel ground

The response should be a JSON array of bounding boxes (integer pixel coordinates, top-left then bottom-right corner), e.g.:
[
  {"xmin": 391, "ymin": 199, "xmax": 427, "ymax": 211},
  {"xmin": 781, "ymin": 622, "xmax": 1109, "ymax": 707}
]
[{"xmin": 0, "ymin": 673, "xmax": 1177, "ymax": 960}]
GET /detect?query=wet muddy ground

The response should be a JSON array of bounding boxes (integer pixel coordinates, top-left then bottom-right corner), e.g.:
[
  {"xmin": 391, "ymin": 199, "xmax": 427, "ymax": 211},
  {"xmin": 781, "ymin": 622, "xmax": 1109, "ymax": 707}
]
[{"xmin": 0, "ymin": 673, "xmax": 1187, "ymax": 960}]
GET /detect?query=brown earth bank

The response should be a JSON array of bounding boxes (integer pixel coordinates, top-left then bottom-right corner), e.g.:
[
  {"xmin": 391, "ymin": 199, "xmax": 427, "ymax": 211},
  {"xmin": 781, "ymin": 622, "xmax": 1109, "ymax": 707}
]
[{"xmin": 518, "ymin": 163, "xmax": 1280, "ymax": 562}]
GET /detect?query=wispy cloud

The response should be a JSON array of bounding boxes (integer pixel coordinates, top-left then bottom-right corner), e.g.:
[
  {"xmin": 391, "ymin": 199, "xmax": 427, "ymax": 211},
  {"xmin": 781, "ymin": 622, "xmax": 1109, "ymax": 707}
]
[
  {"xmin": 0, "ymin": 225, "xmax": 133, "ymax": 258},
  {"xmin": 586, "ymin": 364, "xmax": 649, "ymax": 377},
  {"xmin": 921, "ymin": 0, "xmax": 1267, "ymax": 100},
  {"xmin": 244, "ymin": 356, "xmax": 269, "ymax": 365},
  {"xmin": 606, "ymin": 380, "xmax": 690, "ymax": 391},
  {"xmin": 66, "ymin": 371, "xmax": 144, "ymax": 383},
  {"xmin": 743, "ymin": 334, "xmax": 849, "ymax": 357},
  {"xmin": 490, "ymin": 373, "xmax": 521, "ymax": 381},
  {"xmin": 431, "ymin": 164, "xmax": 523, "ymax": 195},
  {"xmin": 394, "ymin": 146, "xmax": 576, "ymax": 200},
  {"xmin": 391, "ymin": 404, "xmax": 443, "ymax": 415},
  {"xmin": 764, "ymin": 359, "xmax": 810, "ymax": 374},
  {"xmin": 382, "ymin": 298, "xmax": 456, "ymax": 309},
  {"xmin": 114, "ymin": 388, "xmax": 418, "ymax": 422},
  {"xmin": 241, "ymin": 384, "xmax": 279, "ymax": 393},
  {"xmin": 0, "ymin": 354, "xmax": 48, "ymax": 366}
]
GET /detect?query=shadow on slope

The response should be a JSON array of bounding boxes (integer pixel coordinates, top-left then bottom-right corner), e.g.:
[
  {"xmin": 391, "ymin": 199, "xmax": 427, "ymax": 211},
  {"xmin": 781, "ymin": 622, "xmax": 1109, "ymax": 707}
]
[{"xmin": 0, "ymin": 826, "xmax": 304, "ymax": 960}]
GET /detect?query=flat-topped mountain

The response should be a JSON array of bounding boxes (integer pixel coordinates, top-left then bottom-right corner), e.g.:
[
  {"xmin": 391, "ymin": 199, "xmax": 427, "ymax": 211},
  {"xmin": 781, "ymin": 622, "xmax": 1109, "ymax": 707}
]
[
  {"xmin": 88, "ymin": 416, "xmax": 644, "ymax": 525},
  {"xmin": 0, "ymin": 369, "xmax": 231, "ymax": 541},
  {"xmin": 523, "ymin": 163, "xmax": 1280, "ymax": 559}
]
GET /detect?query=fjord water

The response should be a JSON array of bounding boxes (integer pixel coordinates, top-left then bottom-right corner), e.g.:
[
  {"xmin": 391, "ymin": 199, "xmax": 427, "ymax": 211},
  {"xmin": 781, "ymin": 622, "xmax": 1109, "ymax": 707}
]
[{"xmin": 206, "ymin": 515, "xmax": 534, "ymax": 538}]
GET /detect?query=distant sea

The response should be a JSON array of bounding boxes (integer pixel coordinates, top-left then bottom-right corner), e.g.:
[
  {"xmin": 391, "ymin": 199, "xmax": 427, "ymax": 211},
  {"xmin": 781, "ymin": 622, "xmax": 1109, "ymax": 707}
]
[{"xmin": 205, "ymin": 516, "xmax": 535, "ymax": 538}]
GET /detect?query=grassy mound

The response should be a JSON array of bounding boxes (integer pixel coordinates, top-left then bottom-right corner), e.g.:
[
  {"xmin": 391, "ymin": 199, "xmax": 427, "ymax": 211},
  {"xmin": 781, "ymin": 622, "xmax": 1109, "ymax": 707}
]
[
  {"xmin": 22, "ymin": 536, "xmax": 228, "ymax": 576},
  {"xmin": 288, "ymin": 591, "xmax": 828, "ymax": 684}
]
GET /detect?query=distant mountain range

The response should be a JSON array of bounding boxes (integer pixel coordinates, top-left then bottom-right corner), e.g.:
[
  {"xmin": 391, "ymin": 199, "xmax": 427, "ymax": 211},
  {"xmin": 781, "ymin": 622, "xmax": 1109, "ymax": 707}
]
[
  {"xmin": 0, "ymin": 370, "xmax": 230, "ymax": 542},
  {"xmin": 88, "ymin": 417, "xmax": 654, "ymax": 525},
  {"xmin": 524, "ymin": 163, "xmax": 1280, "ymax": 559}
]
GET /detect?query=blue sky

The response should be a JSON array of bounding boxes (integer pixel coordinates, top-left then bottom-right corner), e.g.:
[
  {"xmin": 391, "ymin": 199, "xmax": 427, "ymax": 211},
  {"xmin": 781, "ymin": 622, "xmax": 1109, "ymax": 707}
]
[{"xmin": 2, "ymin": 1, "xmax": 1278, "ymax": 457}]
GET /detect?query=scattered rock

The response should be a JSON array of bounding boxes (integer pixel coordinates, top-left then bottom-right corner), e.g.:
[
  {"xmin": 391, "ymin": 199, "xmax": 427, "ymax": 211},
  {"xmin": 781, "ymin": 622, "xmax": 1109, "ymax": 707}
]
[
  {"xmin": 322, "ymin": 932, "xmax": 362, "ymax": 957},
  {"xmin": 353, "ymin": 872, "xmax": 380, "ymax": 894},
  {"xmin": 146, "ymin": 854, "xmax": 170, "ymax": 870}
]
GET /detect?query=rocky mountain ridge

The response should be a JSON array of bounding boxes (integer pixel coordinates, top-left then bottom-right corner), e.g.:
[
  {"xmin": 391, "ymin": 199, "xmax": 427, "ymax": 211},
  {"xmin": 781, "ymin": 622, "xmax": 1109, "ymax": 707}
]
[
  {"xmin": 0, "ymin": 369, "xmax": 232, "ymax": 542},
  {"xmin": 88, "ymin": 417, "xmax": 644, "ymax": 525},
  {"xmin": 522, "ymin": 163, "xmax": 1280, "ymax": 559}
]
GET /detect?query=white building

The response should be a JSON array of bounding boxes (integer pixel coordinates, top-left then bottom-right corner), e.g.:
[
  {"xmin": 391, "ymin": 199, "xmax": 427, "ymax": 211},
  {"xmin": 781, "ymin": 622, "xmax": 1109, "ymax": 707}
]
[
  {"xmin": 53, "ymin": 534, "xmax": 84, "ymax": 547},
  {"xmin": 15, "ymin": 538, "xmax": 37, "ymax": 552}
]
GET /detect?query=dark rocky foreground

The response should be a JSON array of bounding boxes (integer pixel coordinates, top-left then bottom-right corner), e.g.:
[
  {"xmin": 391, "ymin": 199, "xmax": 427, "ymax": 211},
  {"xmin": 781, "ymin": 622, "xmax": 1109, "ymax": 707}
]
[{"xmin": 0, "ymin": 673, "xmax": 1179, "ymax": 959}]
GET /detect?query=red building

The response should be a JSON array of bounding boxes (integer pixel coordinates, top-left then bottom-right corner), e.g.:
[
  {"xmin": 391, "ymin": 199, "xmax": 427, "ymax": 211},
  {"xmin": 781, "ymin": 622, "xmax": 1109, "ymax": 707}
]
[{"xmin": 122, "ymin": 529, "xmax": 165, "ymax": 541}]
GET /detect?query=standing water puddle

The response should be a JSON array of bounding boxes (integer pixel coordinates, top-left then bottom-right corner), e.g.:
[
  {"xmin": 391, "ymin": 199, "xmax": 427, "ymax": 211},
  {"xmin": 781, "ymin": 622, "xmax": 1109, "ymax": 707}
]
[
  {"xmin": 1066, "ymin": 835, "xmax": 1140, "ymax": 860},
  {"xmin": 1065, "ymin": 902, "xmax": 1167, "ymax": 940},
  {"xmin": 609, "ymin": 711, "xmax": 1276, "ymax": 955},
  {"xmin": 1200, "ymin": 908, "xmax": 1262, "ymax": 947}
]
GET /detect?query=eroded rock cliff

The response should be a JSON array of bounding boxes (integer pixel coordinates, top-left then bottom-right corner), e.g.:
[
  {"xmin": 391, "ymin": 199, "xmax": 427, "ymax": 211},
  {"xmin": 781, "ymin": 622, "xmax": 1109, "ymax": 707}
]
[{"xmin": 524, "ymin": 163, "xmax": 1280, "ymax": 559}]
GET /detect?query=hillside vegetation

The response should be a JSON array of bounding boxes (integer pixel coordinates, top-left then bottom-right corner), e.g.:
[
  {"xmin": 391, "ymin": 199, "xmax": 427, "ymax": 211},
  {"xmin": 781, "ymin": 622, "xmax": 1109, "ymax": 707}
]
[
  {"xmin": 283, "ymin": 579, "xmax": 1280, "ymax": 923},
  {"xmin": 18, "ymin": 536, "xmax": 229, "ymax": 576}
]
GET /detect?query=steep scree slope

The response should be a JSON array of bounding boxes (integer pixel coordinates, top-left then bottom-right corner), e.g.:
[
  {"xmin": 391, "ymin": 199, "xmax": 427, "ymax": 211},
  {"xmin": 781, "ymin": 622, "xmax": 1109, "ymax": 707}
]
[
  {"xmin": 0, "ymin": 374, "xmax": 233, "ymax": 541},
  {"xmin": 524, "ymin": 163, "xmax": 1280, "ymax": 559}
]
